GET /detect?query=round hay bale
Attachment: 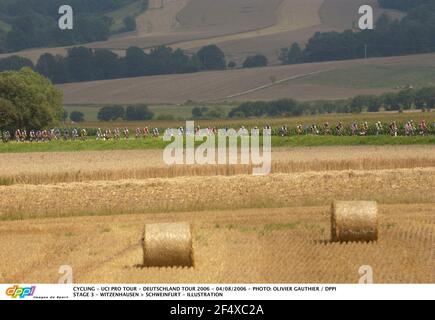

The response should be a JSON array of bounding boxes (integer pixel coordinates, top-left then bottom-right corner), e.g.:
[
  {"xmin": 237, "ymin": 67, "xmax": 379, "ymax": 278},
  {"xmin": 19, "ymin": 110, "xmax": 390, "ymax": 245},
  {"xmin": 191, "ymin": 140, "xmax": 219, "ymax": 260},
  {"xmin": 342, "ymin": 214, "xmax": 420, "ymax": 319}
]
[
  {"xmin": 142, "ymin": 222, "xmax": 193, "ymax": 267},
  {"xmin": 331, "ymin": 201, "xmax": 378, "ymax": 242}
]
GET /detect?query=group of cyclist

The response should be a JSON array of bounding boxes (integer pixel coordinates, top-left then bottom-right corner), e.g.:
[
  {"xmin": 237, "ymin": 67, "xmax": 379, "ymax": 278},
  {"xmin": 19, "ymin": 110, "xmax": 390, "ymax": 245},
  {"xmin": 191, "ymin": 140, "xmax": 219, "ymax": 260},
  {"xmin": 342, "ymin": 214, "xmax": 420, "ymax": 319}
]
[
  {"xmin": 286, "ymin": 120, "xmax": 429, "ymax": 137},
  {"xmin": 0, "ymin": 119, "xmax": 431, "ymax": 143}
]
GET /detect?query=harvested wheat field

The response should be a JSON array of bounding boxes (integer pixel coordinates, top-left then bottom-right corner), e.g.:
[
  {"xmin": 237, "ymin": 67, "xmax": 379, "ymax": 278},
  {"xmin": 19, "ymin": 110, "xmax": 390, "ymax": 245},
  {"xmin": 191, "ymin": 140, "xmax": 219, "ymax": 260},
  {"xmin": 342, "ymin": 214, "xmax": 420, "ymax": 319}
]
[
  {"xmin": 0, "ymin": 146, "xmax": 434, "ymax": 184},
  {"xmin": 0, "ymin": 205, "xmax": 433, "ymax": 283},
  {"xmin": 174, "ymin": 0, "xmax": 403, "ymax": 64},
  {"xmin": 136, "ymin": 0, "xmax": 190, "ymax": 36},
  {"xmin": 1, "ymin": 167, "xmax": 434, "ymax": 219},
  {"xmin": 0, "ymin": 145, "xmax": 433, "ymax": 283},
  {"xmin": 172, "ymin": 0, "xmax": 322, "ymax": 51}
]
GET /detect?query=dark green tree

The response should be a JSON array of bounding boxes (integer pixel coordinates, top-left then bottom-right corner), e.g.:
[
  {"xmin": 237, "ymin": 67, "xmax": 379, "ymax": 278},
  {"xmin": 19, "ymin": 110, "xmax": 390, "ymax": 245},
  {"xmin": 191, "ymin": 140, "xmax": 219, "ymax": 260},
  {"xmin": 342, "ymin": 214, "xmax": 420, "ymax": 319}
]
[
  {"xmin": 97, "ymin": 105, "xmax": 125, "ymax": 121},
  {"xmin": 36, "ymin": 53, "xmax": 58, "ymax": 81},
  {"xmin": 287, "ymin": 43, "xmax": 303, "ymax": 64},
  {"xmin": 0, "ymin": 67, "xmax": 63, "ymax": 129},
  {"xmin": 124, "ymin": 46, "xmax": 148, "ymax": 77},
  {"xmin": 67, "ymin": 47, "xmax": 95, "ymax": 82},
  {"xmin": 123, "ymin": 16, "xmax": 137, "ymax": 32},
  {"xmin": 396, "ymin": 89, "xmax": 415, "ymax": 109},
  {"xmin": 242, "ymin": 55, "xmax": 268, "ymax": 68},
  {"xmin": 125, "ymin": 104, "xmax": 154, "ymax": 120},
  {"xmin": 192, "ymin": 107, "xmax": 203, "ymax": 118},
  {"xmin": 94, "ymin": 49, "xmax": 121, "ymax": 80},
  {"xmin": 70, "ymin": 111, "xmax": 85, "ymax": 122},
  {"xmin": 0, "ymin": 56, "xmax": 34, "ymax": 72},
  {"xmin": 197, "ymin": 45, "xmax": 226, "ymax": 70},
  {"xmin": 62, "ymin": 110, "xmax": 68, "ymax": 121},
  {"xmin": 0, "ymin": 98, "xmax": 18, "ymax": 131}
]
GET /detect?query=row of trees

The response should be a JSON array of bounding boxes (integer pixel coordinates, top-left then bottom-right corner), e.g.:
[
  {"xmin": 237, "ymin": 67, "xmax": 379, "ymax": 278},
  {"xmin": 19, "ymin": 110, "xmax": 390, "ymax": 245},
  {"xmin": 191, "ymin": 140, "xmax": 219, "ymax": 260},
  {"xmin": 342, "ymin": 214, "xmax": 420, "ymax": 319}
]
[
  {"xmin": 229, "ymin": 87, "xmax": 435, "ymax": 118},
  {"xmin": 0, "ymin": 45, "xmax": 229, "ymax": 83},
  {"xmin": 0, "ymin": 46, "xmax": 271, "ymax": 84},
  {"xmin": 97, "ymin": 104, "xmax": 154, "ymax": 121},
  {"xmin": 280, "ymin": 1, "xmax": 435, "ymax": 65},
  {"xmin": 0, "ymin": 0, "xmax": 148, "ymax": 52}
]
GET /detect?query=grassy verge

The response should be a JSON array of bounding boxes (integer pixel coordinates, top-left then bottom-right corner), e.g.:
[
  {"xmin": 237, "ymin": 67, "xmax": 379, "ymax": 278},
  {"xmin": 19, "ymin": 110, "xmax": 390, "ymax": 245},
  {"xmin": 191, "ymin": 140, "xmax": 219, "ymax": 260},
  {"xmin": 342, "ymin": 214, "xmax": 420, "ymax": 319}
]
[{"xmin": 0, "ymin": 135, "xmax": 433, "ymax": 153}]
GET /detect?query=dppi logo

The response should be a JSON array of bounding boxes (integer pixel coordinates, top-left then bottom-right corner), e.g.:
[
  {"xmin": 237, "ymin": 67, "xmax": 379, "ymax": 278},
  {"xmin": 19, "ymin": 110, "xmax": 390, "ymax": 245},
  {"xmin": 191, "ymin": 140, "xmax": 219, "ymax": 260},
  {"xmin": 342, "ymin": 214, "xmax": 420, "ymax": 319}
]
[{"xmin": 6, "ymin": 285, "xmax": 36, "ymax": 299}]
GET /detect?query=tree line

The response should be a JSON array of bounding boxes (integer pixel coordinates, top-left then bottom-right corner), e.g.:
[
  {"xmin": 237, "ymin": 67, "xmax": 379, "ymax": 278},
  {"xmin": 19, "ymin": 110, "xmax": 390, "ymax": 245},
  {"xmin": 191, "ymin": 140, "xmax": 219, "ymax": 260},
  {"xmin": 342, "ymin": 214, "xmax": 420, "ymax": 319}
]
[
  {"xmin": 0, "ymin": 45, "xmax": 272, "ymax": 84},
  {"xmin": 0, "ymin": 0, "xmax": 148, "ymax": 52},
  {"xmin": 0, "ymin": 45, "xmax": 269, "ymax": 84},
  {"xmin": 228, "ymin": 87, "xmax": 435, "ymax": 118},
  {"xmin": 280, "ymin": 0, "xmax": 435, "ymax": 65},
  {"xmin": 97, "ymin": 104, "xmax": 154, "ymax": 121}
]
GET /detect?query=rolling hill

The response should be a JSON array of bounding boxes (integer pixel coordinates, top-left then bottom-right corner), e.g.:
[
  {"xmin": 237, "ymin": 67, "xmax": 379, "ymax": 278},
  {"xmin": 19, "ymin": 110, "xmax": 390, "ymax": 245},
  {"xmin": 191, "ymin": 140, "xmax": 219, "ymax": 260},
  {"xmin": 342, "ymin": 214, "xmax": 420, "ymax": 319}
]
[
  {"xmin": 59, "ymin": 52, "xmax": 435, "ymax": 105},
  {"xmin": 0, "ymin": 0, "xmax": 403, "ymax": 64}
]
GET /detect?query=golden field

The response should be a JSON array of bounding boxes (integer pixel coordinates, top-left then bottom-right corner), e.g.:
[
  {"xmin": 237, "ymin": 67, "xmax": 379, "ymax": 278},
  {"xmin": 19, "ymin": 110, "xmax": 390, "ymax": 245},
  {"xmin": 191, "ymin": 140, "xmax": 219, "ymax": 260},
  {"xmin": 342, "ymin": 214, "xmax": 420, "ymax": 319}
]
[
  {"xmin": 0, "ymin": 145, "xmax": 434, "ymax": 185},
  {"xmin": 0, "ymin": 167, "xmax": 434, "ymax": 220},
  {"xmin": 0, "ymin": 145, "xmax": 434, "ymax": 283},
  {"xmin": 0, "ymin": 205, "xmax": 433, "ymax": 283}
]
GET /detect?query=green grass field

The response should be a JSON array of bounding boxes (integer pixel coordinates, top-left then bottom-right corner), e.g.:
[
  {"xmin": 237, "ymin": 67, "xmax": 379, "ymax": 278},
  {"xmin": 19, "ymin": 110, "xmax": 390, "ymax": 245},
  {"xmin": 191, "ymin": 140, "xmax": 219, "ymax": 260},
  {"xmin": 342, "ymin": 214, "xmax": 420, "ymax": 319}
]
[
  {"xmin": 292, "ymin": 65, "xmax": 435, "ymax": 89},
  {"xmin": 65, "ymin": 110, "xmax": 434, "ymax": 130},
  {"xmin": 0, "ymin": 135, "xmax": 433, "ymax": 153}
]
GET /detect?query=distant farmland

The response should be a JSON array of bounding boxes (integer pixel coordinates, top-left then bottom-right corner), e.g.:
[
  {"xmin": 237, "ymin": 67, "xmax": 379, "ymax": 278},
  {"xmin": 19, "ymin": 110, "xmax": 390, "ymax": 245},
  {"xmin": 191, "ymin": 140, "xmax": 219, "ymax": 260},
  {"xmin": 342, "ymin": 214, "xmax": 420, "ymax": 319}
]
[
  {"xmin": 0, "ymin": 0, "xmax": 402, "ymax": 65},
  {"xmin": 59, "ymin": 53, "xmax": 435, "ymax": 105}
]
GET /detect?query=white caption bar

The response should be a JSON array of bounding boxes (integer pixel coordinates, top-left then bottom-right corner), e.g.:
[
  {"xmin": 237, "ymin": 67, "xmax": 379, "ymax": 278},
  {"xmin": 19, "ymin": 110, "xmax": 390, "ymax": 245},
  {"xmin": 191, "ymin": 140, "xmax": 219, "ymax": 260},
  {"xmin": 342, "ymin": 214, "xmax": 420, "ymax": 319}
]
[{"xmin": 0, "ymin": 284, "xmax": 434, "ymax": 300}]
